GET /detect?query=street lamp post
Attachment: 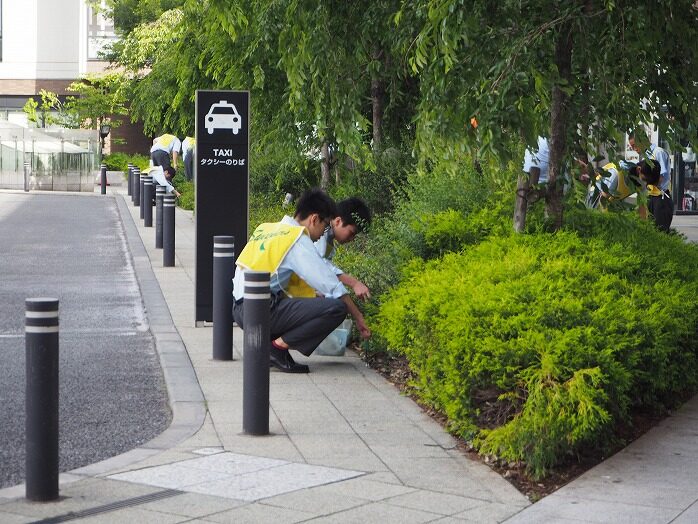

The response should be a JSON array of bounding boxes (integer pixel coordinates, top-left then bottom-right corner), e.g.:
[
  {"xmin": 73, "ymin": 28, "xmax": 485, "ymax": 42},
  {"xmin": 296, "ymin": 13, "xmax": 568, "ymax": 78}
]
[{"xmin": 98, "ymin": 122, "xmax": 111, "ymax": 167}]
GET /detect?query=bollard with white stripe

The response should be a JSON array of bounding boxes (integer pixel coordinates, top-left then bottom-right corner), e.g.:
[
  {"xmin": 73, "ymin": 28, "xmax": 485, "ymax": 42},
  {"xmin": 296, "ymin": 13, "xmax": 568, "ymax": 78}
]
[
  {"xmin": 23, "ymin": 161, "xmax": 30, "ymax": 192},
  {"xmin": 127, "ymin": 163, "xmax": 134, "ymax": 196},
  {"xmin": 163, "ymin": 194, "xmax": 176, "ymax": 267},
  {"xmin": 155, "ymin": 185, "xmax": 165, "ymax": 248},
  {"xmin": 100, "ymin": 163, "xmax": 107, "ymax": 195},
  {"xmin": 25, "ymin": 298, "xmax": 59, "ymax": 502},
  {"xmin": 139, "ymin": 172, "xmax": 146, "ymax": 220},
  {"xmin": 212, "ymin": 236, "xmax": 235, "ymax": 360},
  {"xmin": 143, "ymin": 176, "xmax": 154, "ymax": 227},
  {"xmin": 242, "ymin": 271, "xmax": 270, "ymax": 435},
  {"xmin": 132, "ymin": 167, "xmax": 141, "ymax": 206}
]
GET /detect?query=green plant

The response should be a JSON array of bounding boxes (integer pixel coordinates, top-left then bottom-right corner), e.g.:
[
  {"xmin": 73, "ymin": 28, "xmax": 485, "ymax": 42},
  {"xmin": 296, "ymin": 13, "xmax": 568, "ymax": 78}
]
[
  {"xmin": 103, "ymin": 152, "xmax": 150, "ymax": 171},
  {"xmin": 375, "ymin": 224, "xmax": 698, "ymax": 478}
]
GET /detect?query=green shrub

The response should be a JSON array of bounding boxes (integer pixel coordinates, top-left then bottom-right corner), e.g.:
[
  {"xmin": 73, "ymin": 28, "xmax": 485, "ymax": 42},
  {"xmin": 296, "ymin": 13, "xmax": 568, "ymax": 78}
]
[
  {"xmin": 375, "ymin": 225, "xmax": 698, "ymax": 478},
  {"xmin": 103, "ymin": 152, "xmax": 150, "ymax": 171}
]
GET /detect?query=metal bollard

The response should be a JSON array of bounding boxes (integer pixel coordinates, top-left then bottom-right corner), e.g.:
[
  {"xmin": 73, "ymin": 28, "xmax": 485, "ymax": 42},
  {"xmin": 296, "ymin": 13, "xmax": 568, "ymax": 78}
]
[
  {"xmin": 212, "ymin": 236, "xmax": 235, "ymax": 361},
  {"xmin": 143, "ymin": 176, "xmax": 154, "ymax": 227},
  {"xmin": 23, "ymin": 161, "xmax": 30, "ymax": 192},
  {"xmin": 139, "ymin": 173, "xmax": 146, "ymax": 219},
  {"xmin": 133, "ymin": 167, "xmax": 141, "ymax": 206},
  {"xmin": 127, "ymin": 163, "xmax": 133, "ymax": 196},
  {"xmin": 242, "ymin": 271, "xmax": 270, "ymax": 435},
  {"xmin": 25, "ymin": 298, "xmax": 59, "ymax": 502},
  {"xmin": 163, "ymin": 194, "xmax": 176, "ymax": 267},
  {"xmin": 155, "ymin": 185, "xmax": 165, "ymax": 248},
  {"xmin": 100, "ymin": 163, "xmax": 107, "ymax": 195}
]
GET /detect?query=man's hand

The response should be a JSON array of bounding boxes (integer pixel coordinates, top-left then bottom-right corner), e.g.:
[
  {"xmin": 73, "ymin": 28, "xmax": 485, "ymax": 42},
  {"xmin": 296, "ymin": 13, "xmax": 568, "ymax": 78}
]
[
  {"xmin": 356, "ymin": 317, "xmax": 371, "ymax": 339},
  {"xmin": 351, "ymin": 281, "xmax": 371, "ymax": 301}
]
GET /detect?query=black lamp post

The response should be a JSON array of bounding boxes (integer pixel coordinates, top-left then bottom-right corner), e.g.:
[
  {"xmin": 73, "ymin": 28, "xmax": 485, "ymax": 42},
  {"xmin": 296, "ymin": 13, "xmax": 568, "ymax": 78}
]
[{"xmin": 98, "ymin": 123, "xmax": 111, "ymax": 166}]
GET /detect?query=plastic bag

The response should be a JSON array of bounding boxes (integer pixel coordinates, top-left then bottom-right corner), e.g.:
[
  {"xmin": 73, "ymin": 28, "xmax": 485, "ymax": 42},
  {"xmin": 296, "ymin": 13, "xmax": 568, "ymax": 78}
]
[{"xmin": 315, "ymin": 319, "xmax": 352, "ymax": 356}]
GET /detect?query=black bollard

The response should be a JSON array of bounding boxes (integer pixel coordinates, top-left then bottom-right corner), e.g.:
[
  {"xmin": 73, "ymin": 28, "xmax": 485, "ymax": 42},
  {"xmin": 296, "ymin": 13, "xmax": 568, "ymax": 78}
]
[
  {"xmin": 143, "ymin": 176, "xmax": 154, "ymax": 227},
  {"xmin": 155, "ymin": 185, "xmax": 165, "ymax": 248},
  {"xmin": 23, "ymin": 161, "xmax": 30, "ymax": 192},
  {"xmin": 100, "ymin": 163, "xmax": 107, "ymax": 195},
  {"xmin": 133, "ymin": 167, "xmax": 141, "ymax": 206},
  {"xmin": 25, "ymin": 298, "xmax": 59, "ymax": 502},
  {"xmin": 212, "ymin": 236, "xmax": 235, "ymax": 361},
  {"xmin": 139, "ymin": 173, "xmax": 146, "ymax": 220},
  {"xmin": 163, "ymin": 194, "xmax": 176, "ymax": 267},
  {"xmin": 242, "ymin": 271, "xmax": 270, "ymax": 435},
  {"xmin": 127, "ymin": 163, "xmax": 133, "ymax": 196}
]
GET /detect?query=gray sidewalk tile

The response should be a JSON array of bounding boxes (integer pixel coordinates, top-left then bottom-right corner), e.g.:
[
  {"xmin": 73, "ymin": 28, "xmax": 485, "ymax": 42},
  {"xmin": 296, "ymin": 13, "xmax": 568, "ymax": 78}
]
[{"xmin": 302, "ymin": 500, "xmax": 442, "ymax": 523}]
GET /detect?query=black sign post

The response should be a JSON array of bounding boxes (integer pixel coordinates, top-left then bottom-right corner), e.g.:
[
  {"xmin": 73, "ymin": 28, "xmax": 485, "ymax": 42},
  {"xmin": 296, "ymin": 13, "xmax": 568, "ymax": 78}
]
[{"xmin": 195, "ymin": 90, "xmax": 249, "ymax": 323}]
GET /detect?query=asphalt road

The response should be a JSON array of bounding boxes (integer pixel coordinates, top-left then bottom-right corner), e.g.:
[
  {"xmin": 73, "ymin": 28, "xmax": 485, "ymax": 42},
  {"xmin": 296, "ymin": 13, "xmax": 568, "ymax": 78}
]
[{"xmin": 0, "ymin": 191, "xmax": 170, "ymax": 489}]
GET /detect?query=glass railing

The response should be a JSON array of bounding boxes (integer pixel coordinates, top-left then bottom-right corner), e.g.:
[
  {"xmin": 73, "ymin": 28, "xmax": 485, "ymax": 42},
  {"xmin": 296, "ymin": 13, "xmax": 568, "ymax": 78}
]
[{"xmin": 0, "ymin": 125, "xmax": 99, "ymax": 191}]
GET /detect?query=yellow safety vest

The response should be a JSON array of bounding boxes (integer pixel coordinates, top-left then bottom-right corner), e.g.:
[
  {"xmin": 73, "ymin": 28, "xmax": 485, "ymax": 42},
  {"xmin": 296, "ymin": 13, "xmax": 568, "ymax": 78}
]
[
  {"xmin": 156, "ymin": 134, "xmax": 177, "ymax": 148},
  {"xmin": 236, "ymin": 222, "xmax": 316, "ymax": 298},
  {"xmin": 600, "ymin": 162, "xmax": 633, "ymax": 200}
]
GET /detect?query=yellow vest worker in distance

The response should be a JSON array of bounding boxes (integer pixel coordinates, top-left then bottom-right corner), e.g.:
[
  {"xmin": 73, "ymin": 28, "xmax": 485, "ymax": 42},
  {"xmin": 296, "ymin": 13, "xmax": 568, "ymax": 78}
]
[
  {"xmin": 233, "ymin": 188, "xmax": 360, "ymax": 373},
  {"xmin": 150, "ymin": 133, "xmax": 182, "ymax": 173}
]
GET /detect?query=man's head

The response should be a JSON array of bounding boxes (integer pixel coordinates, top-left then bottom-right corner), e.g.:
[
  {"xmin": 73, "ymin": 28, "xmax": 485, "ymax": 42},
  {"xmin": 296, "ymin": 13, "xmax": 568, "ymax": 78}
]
[
  {"xmin": 638, "ymin": 159, "xmax": 660, "ymax": 186},
  {"xmin": 294, "ymin": 188, "xmax": 337, "ymax": 241},
  {"xmin": 164, "ymin": 166, "xmax": 176, "ymax": 179},
  {"xmin": 628, "ymin": 128, "xmax": 651, "ymax": 154},
  {"xmin": 330, "ymin": 197, "xmax": 371, "ymax": 244}
]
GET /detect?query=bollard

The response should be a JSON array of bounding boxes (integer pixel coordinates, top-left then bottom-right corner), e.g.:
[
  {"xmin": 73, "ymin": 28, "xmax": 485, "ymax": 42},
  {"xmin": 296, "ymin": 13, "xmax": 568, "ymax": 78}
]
[
  {"xmin": 133, "ymin": 167, "xmax": 141, "ymax": 206},
  {"xmin": 163, "ymin": 194, "xmax": 176, "ymax": 267},
  {"xmin": 127, "ymin": 163, "xmax": 133, "ymax": 196},
  {"xmin": 100, "ymin": 163, "xmax": 107, "ymax": 195},
  {"xmin": 23, "ymin": 161, "xmax": 30, "ymax": 192},
  {"xmin": 242, "ymin": 271, "xmax": 270, "ymax": 435},
  {"xmin": 212, "ymin": 236, "xmax": 235, "ymax": 361},
  {"xmin": 155, "ymin": 185, "xmax": 165, "ymax": 249},
  {"xmin": 139, "ymin": 173, "xmax": 146, "ymax": 220},
  {"xmin": 143, "ymin": 176, "xmax": 154, "ymax": 227},
  {"xmin": 25, "ymin": 298, "xmax": 59, "ymax": 502}
]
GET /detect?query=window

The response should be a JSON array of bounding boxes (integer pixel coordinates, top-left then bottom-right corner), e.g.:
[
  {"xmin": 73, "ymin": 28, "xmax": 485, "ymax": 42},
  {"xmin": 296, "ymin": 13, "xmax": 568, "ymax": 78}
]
[
  {"xmin": 87, "ymin": 0, "xmax": 116, "ymax": 60},
  {"xmin": 0, "ymin": 0, "xmax": 3, "ymax": 62}
]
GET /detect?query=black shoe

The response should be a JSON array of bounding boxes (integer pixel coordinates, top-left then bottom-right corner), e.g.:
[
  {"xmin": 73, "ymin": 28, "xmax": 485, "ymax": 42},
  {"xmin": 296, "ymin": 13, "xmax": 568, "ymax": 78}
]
[{"xmin": 270, "ymin": 346, "xmax": 309, "ymax": 373}]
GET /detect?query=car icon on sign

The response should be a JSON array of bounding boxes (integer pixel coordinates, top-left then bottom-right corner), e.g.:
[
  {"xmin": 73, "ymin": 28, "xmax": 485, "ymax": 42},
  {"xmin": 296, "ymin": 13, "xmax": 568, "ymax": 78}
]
[{"xmin": 205, "ymin": 101, "xmax": 242, "ymax": 134}]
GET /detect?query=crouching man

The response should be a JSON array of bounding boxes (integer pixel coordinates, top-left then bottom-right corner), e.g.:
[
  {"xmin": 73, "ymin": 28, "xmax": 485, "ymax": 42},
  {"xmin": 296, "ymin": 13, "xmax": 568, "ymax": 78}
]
[{"xmin": 233, "ymin": 188, "xmax": 361, "ymax": 373}]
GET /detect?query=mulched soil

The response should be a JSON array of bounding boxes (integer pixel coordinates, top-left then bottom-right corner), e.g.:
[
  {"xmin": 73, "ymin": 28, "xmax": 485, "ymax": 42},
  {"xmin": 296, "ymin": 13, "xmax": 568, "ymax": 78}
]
[{"xmin": 356, "ymin": 345, "xmax": 667, "ymax": 502}]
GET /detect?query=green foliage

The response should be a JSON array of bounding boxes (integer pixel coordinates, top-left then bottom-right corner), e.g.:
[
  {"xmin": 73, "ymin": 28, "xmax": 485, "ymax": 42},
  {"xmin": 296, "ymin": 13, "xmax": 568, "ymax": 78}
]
[
  {"xmin": 335, "ymin": 156, "xmax": 511, "ymax": 299},
  {"xmin": 103, "ymin": 153, "xmax": 150, "ymax": 171},
  {"xmin": 23, "ymin": 90, "xmax": 68, "ymax": 128},
  {"xmin": 375, "ymin": 221, "xmax": 698, "ymax": 477},
  {"xmin": 171, "ymin": 173, "xmax": 194, "ymax": 211},
  {"xmin": 64, "ymin": 73, "xmax": 129, "ymax": 131},
  {"xmin": 248, "ymin": 192, "xmax": 287, "ymax": 237}
]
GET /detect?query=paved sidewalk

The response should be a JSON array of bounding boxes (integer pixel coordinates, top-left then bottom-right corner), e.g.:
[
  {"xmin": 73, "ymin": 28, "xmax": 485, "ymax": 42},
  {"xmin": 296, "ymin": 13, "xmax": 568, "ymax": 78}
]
[
  {"xmin": 0, "ymin": 189, "xmax": 528, "ymax": 523},
  {"xmin": 2, "ymin": 190, "xmax": 697, "ymax": 523}
]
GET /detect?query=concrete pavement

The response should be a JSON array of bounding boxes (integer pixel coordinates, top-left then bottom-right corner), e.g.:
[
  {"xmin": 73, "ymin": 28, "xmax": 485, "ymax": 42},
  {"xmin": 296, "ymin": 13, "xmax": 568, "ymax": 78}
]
[{"xmin": 1, "ymin": 189, "xmax": 697, "ymax": 523}]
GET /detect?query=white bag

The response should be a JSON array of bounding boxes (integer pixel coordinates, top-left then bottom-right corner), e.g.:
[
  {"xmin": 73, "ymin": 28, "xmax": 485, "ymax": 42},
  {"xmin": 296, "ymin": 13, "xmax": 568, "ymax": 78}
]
[{"xmin": 315, "ymin": 319, "xmax": 352, "ymax": 356}]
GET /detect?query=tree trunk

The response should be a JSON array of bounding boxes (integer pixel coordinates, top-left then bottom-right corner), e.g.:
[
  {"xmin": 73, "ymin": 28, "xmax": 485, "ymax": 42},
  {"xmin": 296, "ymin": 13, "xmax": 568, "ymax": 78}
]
[
  {"xmin": 320, "ymin": 141, "xmax": 331, "ymax": 190},
  {"xmin": 513, "ymin": 175, "xmax": 531, "ymax": 233},
  {"xmin": 371, "ymin": 78, "xmax": 384, "ymax": 151},
  {"xmin": 545, "ymin": 22, "xmax": 574, "ymax": 231}
]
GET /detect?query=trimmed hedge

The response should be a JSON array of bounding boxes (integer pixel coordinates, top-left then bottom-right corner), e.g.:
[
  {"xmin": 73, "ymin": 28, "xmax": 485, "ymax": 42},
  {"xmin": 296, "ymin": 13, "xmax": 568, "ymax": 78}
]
[{"xmin": 376, "ymin": 212, "xmax": 698, "ymax": 478}]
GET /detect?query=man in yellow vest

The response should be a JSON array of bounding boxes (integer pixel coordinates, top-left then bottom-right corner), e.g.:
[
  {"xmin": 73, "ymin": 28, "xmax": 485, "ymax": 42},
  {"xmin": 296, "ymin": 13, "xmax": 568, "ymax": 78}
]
[
  {"xmin": 150, "ymin": 133, "xmax": 181, "ymax": 173},
  {"xmin": 233, "ymin": 188, "xmax": 361, "ymax": 373}
]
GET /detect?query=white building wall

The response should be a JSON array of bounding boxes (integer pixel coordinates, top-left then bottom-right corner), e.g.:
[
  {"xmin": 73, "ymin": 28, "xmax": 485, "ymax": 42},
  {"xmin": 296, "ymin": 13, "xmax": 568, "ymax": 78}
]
[
  {"xmin": 0, "ymin": 0, "xmax": 40, "ymax": 79},
  {"xmin": 0, "ymin": 0, "xmax": 100, "ymax": 80}
]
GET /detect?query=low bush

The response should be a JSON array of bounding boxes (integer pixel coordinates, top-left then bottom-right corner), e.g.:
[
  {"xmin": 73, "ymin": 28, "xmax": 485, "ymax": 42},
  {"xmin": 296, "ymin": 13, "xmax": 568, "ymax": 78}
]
[
  {"xmin": 103, "ymin": 152, "xmax": 150, "ymax": 171},
  {"xmin": 375, "ymin": 216, "xmax": 698, "ymax": 478}
]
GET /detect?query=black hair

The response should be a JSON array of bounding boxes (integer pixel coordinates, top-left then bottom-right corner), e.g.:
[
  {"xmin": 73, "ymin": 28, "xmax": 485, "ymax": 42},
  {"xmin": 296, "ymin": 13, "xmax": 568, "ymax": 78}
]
[
  {"xmin": 638, "ymin": 159, "xmax": 660, "ymax": 185},
  {"xmin": 294, "ymin": 188, "xmax": 337, "ymax": 222},
  {"xmin": 336, "ymin": 197, "xmax": 371, "ymax": 233},
  {"xmin": 164, "ymin": 165, "xmax": 176, "ymax": 177}
]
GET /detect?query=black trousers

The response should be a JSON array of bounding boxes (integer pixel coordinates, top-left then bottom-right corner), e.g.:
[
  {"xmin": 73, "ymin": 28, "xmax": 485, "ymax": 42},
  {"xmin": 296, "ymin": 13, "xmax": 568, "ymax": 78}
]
[
  {"xmin": 233, "ymin": 297, "xmax": 347, "ymax": 356},
  {"xmin": 648, "ymin": 193, "xmax": 674, "ymax": 233},
  {"xmin": 184, "ymin": 151, "xmax": 194, "ymax": 181},
  {"xmin": 151, "ymin": 150, "xmax": 172, "ymax": 171}
]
